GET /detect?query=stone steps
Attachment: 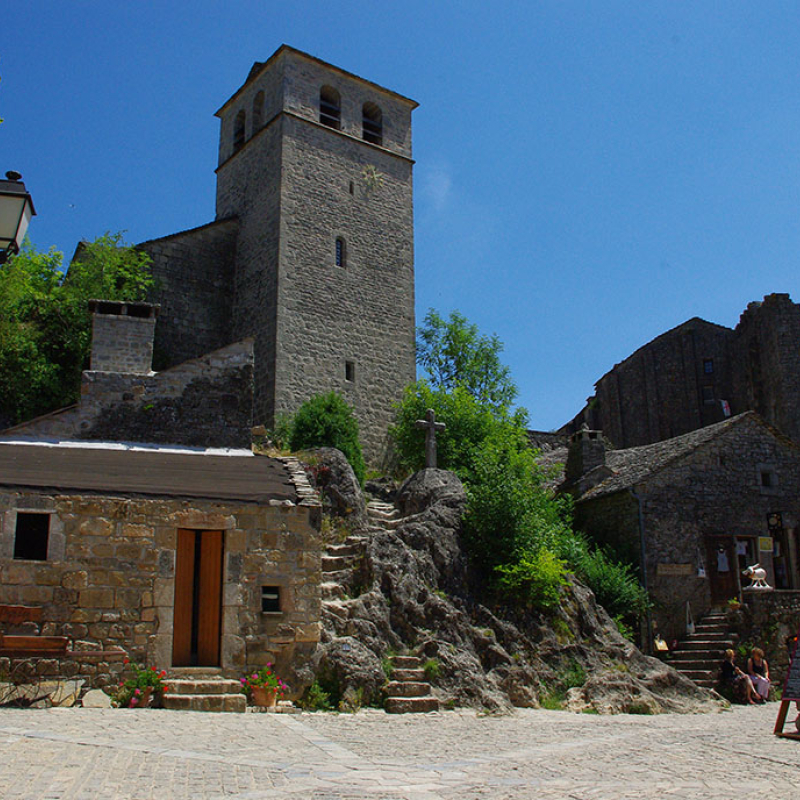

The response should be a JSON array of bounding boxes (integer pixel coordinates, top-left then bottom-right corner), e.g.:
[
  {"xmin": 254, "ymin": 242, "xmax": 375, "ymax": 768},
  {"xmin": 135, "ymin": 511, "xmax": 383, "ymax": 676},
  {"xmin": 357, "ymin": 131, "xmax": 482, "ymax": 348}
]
[
  {"xmin": 162, "ymin": 671, "xmax": 245, "ymax": 713},
  {"xmin": 668, "ymin": 610, "xmax": 734, "ymax": 689},
  {"xmin": 385, "ymin": 655, "xmax": 439, "ymax": 714}
]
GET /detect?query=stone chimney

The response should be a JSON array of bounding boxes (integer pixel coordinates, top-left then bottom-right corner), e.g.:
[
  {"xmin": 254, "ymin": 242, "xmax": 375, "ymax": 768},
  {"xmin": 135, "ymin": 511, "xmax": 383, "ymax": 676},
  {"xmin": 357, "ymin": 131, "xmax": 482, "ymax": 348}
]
[
  {"xmin": 564, "ymin": 425, "xmax": 607, "ymax": 487},
  {"xmin": 88, "ymin": 300, "xmax": 159, "ymax": 374}
]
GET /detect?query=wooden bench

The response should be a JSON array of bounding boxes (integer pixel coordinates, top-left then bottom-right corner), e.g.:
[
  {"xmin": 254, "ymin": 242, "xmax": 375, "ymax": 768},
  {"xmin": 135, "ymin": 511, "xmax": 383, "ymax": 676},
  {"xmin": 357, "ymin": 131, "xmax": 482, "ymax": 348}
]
[{"xmin": 0, "ymin": 605, "xmax": 125, "ymax": 661}]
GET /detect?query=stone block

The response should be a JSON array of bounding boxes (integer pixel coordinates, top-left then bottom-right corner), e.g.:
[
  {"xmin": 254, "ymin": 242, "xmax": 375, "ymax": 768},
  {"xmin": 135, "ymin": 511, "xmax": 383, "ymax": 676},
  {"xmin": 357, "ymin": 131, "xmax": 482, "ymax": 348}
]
[
  {"xmin": 80, "ymin": 588, "xmax": 114, "ymax": 608},
  {"xmin": 62, "ymin": 571, "xmax": 89, "ymax": 590},
  {"xmin": 294, "ymin": 622, "xmax": 321, "ymax": 643},
  {"xmin": 121, "ymin": 523, "xmax": 154, "ymax": 539}
]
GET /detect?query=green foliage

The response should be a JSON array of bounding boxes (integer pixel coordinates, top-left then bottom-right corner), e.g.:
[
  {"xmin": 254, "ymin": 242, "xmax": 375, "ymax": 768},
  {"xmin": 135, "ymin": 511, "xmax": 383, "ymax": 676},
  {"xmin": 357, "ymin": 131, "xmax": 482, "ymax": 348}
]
[
  {"xmin": 299, "ymin": 680, "xmax": 333, "ymax": 711},
  {"xmin": 423, "ymin": 658, "xmax": 441, "ymax": 682},
  {"xmin": 416, "ymin": 309, "xmax": 518, "ymax": 411},
  {"xmin": 0, "ymin": 233, "xmax": 153, "ymax": 425},
  {"xmin": 290, "ymin": 392, "xmax": 365, "ymax": 484},
  {"xmin": 495, "ymin": 548, "xmax": 569, "ymax": 611}
]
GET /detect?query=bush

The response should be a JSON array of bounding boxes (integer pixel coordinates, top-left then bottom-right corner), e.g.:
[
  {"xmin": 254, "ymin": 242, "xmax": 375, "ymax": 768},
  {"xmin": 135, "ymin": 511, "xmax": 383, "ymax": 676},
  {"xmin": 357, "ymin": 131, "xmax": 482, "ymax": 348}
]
[{"xmin": 290, "ymin": 392, "xmax": 365, "ymax": 484}]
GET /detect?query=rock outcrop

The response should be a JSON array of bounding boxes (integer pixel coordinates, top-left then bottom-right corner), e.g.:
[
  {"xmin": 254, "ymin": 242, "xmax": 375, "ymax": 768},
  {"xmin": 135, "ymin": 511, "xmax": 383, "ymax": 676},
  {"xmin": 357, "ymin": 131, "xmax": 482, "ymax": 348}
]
[{"xmin": 311, "ymin": 457, "xmax": 724, "ymax": 714}]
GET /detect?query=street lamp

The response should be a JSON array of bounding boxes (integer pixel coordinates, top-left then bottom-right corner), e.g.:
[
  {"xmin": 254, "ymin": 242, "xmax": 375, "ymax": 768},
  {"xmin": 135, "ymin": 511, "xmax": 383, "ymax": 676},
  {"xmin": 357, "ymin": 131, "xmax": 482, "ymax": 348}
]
[{"xmin": 0, "ymin": 171, "xmax": 36, "ymax": 265}]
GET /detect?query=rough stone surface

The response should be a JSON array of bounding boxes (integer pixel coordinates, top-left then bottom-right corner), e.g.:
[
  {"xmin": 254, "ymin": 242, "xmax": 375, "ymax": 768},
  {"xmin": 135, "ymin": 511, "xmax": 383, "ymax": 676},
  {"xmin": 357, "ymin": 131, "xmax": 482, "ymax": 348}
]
[
  {"xmin": 316, "ymin": 469, "xmax": 723, "ymax": 713},
  {"xmin": 81, "ymin": 688, "xmax": 112, "ymax": 708},
  {"xmin": 305, "ymin": 448, "xmax": 367, "ymax": 531}
]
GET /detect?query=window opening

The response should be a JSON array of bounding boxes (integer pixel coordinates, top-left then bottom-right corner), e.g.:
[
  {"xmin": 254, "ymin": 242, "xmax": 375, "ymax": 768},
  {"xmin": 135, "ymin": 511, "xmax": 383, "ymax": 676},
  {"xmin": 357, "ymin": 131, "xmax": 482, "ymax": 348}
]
[
  {"xmin": 233, "ymin": 110, "xmax": 246, "ymax": 153},
  {"xmin": 761, "ymin": 469, "xmax": 776, "ymax": 488},
  {"xmin": 345, "ymin": 361, "xmax": 355, "ymax": 382},
  {"xmin": 14, "ymin": 512, "xmax": 50, "ymax": 561},
  {"xmin": 320, "ymin": 86, "xmax": 341, "ymax": 130},
  {"xmin": 262, "ymin": 586, "xmax": 281, "ymax": 613},
  {"xmin": 349, "ymin": 180, "xmax": 354, "ymax": 195},
  {"xmin": 703, "ymin": 359, "xmax": 714, "ymax": 374},
  {"xmin": 252, "ymin": 91, "xmax": 264, "ymax": 132},
  {"xmin": 702, "ymin": 385, "xmax": 715, "ymax": 403},
  {"xmin": 335, "ymin": 237, "xmax": 346, "ymax": 267},
  {"xmin": 362, "ymin": 102, "xmax": 383, "ymax": 145}
]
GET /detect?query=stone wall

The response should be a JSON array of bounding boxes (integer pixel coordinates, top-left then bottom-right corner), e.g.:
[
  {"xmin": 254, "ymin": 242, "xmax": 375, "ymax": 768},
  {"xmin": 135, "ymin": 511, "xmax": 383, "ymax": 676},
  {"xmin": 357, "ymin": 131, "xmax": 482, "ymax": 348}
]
[
  {"xmin": 89, "ymin": 302, "xmax": 158, "ymax": 375},
  {"xmin": 0, "ymin": 485, "xmax": 321, "ymax": 696},
  {"xmin": 141, "ymin": 219, "xmax": 238, "ymax": 370}
]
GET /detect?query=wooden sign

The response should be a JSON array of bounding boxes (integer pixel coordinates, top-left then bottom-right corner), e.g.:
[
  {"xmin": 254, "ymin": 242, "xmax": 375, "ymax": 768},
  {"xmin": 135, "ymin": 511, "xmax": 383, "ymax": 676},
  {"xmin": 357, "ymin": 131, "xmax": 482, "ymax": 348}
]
[
  {"xmin": 656, "ymin": 563, "xmax": 693, "ymax": 576},
  {"xmin": 759, "ymin": 536, "xmax": 773, "ymax": 552},
  {"xmin": 774, "ymin": 625, "xmax": 800, "ymax": 739}
]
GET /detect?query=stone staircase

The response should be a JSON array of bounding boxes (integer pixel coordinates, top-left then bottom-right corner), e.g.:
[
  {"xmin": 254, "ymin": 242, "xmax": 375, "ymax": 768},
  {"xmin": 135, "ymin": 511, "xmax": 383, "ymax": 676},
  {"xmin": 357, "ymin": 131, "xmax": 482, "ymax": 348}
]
[
  {"xmin": 162, "ymin": 668, "xmax": 246, "ymax": 713},
  {"xmin": 321, "ymin": 498, "xmax": 440, "ymax": 713},
  {"xmin": 385, "ymin": 655, "xmax": 440, "ymax": 713},
  {"xmin": 667, "ymin": 610, "xmax": 734, "ymax": 689}
]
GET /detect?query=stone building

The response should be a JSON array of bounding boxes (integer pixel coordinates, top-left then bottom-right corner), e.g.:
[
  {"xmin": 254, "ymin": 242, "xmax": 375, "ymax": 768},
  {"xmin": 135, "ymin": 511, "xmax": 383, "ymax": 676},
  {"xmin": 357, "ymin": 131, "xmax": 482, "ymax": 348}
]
[
  {"xmin": 564, "ymin": 413, "xmax": 800, "ymax": 641},
  {"xmin": 140, "ymin": 45, "xmax": 418, "ymax": 462},
  {"xmin": 563, "ymin": 293, "xmax": 800, "ymax": 449},
  {"xmin": 0, "ymin": 441, "xmax": 321, "ymax": 694}
]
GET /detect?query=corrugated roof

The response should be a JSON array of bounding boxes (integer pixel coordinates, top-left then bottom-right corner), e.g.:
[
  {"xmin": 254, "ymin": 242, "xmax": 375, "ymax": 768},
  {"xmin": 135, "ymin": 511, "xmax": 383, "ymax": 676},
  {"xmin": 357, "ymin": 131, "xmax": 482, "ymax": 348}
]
[{"xmin": 0, "ymin": 443, "xmax": 296, "ymax": 504}]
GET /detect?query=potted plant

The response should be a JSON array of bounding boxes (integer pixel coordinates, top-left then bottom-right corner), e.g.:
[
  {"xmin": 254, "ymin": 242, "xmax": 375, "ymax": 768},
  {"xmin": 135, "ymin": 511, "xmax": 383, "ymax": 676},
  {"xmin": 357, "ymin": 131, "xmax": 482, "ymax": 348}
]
[
  {"xmin": 114, "ymin": 659, "xmax": 169, "ymax": 708},
  {"xmin": 727, "ymin": 597, "xmax": 742, "ymax": 611},
  {"xmin": 240, "ymin": 664, "xmax": 286, "ymax": 708}
]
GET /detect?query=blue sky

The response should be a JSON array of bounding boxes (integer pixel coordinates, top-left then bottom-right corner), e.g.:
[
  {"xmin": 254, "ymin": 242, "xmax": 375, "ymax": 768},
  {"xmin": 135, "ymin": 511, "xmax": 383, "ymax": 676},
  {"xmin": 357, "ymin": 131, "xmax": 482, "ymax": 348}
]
[{"xmin": 4, "ymin": 3, "xmax": 800, "ymax": 431}]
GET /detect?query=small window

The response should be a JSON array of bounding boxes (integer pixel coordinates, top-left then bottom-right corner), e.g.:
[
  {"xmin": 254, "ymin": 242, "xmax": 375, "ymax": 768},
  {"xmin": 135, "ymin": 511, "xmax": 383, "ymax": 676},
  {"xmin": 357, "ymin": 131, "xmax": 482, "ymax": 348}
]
[
  {"xmin": 252, "ymin": 91, "xmax": 264, "ymax": 132},
  {"xmin": 703, "ymin": 359, "xmax": 714, "ymax": 374},
  {"xmin": 349, "ymin": 180, "xmax": 354, "ymax": 195},
  {"xmin": 233, "ymin": 110, "xmax": 246, "ymax": 153},
  {"xmin": 320, "ymin": 86, "xmax": 341, "ymax": 130},
  {"xmin": 345, "ymin": 361, "xmax": 355, "ymax": 382},
  {"xmin": 261, "ymin": 586, "xmax": 281, "ymax": 613},
  {"xmin": 335, "ymin": 237, "xmax": 346, "ymax": 267},
  {"xmin": 362, "ymin": 102, "xmax": 383, "ymax": 145},
  {"xmin": 14, "ymin": 513, "xmax": 50, "ymax": 561},
  {"xmin": 761, "ymin": 470, "xmax": 776, "ymax": 488},
  {"xmin": 702, "ymin": 385, "xmax": 715, "ymax": 403}
]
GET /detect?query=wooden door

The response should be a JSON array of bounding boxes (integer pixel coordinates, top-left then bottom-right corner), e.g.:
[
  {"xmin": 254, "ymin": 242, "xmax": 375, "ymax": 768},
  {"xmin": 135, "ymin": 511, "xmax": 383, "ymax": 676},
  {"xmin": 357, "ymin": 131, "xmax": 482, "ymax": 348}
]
[{"xmin": 172, "ymin": 529, "xmax": 223, "ymax": 667}]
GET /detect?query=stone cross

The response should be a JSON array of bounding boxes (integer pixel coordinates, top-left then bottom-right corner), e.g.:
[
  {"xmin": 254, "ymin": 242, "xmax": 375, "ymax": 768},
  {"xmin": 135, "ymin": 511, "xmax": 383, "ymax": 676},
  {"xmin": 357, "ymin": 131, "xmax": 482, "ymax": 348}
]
[{"xmin": 415, "ymin": 408, "xmax": 446, "ymax": 469}]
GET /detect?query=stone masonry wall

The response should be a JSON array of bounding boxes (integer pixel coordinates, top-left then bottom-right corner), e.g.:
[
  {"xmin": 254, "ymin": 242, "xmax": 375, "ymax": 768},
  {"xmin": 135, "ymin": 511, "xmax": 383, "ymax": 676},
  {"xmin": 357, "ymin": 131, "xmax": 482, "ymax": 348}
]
[
  {"xmin": 0, "ymin": 487, "xmax": 321, "ymax": 696},
  {"xmin": 90, "ymin": 311, "xmax": 156, "ymax": 375},
  {"xmin": 142, "ymin": 219, "xmax": 238, "ymax": 370}
]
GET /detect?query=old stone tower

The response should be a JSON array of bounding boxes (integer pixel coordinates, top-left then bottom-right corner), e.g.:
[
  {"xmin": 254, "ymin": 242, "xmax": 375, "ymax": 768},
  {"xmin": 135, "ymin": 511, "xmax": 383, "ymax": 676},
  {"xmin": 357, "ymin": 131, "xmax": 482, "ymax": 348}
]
[{"xmin": 142, "ymin": 46, "xmax": 418, "ymax": 460}]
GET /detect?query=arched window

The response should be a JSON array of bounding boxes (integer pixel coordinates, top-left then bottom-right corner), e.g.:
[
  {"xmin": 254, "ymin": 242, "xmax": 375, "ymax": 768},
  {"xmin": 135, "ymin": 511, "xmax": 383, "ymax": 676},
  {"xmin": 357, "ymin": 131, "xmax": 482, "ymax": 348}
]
[
  {"xmin": 320, "ymin": 86, "xmax": 341, "ymax": 130},
  {"xmin": 362, "ymin": 102, "xmax": 382, "ymax": 145},
  {"xmin": 335, "ymin": 237, "xmax": 346, "ymax": 267},
  {"xmin": 252, "ymin": 91, "xmax": 264, "ymax": 133},
  {"xmin": 233, "ymin": 110, "xmax": 246, "ymax": 153}
]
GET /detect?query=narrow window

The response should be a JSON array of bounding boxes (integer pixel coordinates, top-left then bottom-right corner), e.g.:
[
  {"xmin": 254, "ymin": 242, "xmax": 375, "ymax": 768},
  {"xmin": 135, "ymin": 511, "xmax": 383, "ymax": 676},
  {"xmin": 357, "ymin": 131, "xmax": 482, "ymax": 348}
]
[
  {"xmin": 261, "ymin": 586, "xmax": 281, "ymax": 613},
  {"xmin": 349, "ymin": 180, "xmax": 354, "ymax": 195},
  {"xmin": 703, "ymin": 359, "xmax": 714, "ymax": 374},
  {"xmin": 345, "ymin": 361, "xmax": 355, "ymax": 382},
  {"xmin": 335, "ymin": 237, "xmax": 346, "ymax": 267},
  {"xmin": 233, "ymin": 110, "xmax": 246, "ymax": 153},
  {"xmin": 252, "ymin": 91, "xmax": 264, "ymax": 133},
  {"xmin": 320, "ymin": 86, "xmax": 341, "ymax": 129},
  {"xmin": 761, "ymin": 470, "xmax": 776, "ymax": 488},
  {"xmin": 362, "ymin": 102, "xmax": 383, "ymax": 145},
  {"xmin": 14, "ymin": 512, "xmax": 50, "ymax": 561}
]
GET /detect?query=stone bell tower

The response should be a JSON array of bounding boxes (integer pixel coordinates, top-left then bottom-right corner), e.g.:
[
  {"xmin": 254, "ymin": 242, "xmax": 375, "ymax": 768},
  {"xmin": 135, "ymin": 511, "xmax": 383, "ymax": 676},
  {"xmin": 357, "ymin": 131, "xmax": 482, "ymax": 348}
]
[{"xmin": 213, "ymin": 45, "xmax": 418, "ymax": 461}]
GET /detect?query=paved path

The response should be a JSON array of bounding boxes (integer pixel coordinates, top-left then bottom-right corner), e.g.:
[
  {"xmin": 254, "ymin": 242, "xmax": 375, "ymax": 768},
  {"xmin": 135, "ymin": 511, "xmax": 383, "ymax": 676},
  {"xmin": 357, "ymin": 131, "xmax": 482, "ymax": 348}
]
[{"xmin": 0, "ymin": 704, "xmax": 797, "ymax": 799}]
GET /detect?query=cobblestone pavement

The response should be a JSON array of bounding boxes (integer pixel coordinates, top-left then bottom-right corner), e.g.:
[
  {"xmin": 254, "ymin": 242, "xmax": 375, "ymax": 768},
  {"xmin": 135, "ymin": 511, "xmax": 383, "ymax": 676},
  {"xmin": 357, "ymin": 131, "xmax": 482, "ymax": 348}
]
[{"xmin": 0, "ymin": 704, "xmax": 797, "ymax": 799}]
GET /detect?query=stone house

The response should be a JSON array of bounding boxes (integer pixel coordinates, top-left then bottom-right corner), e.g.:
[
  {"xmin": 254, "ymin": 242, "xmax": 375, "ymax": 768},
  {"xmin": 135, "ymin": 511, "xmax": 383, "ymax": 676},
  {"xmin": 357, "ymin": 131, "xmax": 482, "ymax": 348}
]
[
  {"xmin": 0, "ymin": 301, "xmax": 322, "ymax": 695},
  {"xmin": 563, "ymin": 293, "xmax": 800, "ymax": 449},
  {"xmin": 0, "ymin": 442, "xmax": 321, "ymax": 693},
  {"xmin": 564, "ymin": 412, "xmax": 800, "ymax": 642}
]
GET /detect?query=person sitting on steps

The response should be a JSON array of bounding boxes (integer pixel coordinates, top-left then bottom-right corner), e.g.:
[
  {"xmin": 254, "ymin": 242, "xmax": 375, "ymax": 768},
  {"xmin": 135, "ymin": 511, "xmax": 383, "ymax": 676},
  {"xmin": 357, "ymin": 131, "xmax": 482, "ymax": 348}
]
[
  {"xmin": 747, "ymin": 647, "xmax": 770, "ymax": 701},
  {"xmin": 720, "ymin": 649, "xmax": 759, "ymax": 704}
]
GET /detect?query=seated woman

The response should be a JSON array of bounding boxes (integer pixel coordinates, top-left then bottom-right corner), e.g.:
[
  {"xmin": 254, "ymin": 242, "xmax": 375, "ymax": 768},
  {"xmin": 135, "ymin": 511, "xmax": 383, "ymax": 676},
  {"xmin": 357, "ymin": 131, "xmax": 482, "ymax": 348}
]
[
  {"xmin": 720, "ymin": 649, "xmax": 759, "ymax": 704},
  {"xmin": 747, "ymin": 647, "xmax": 770, "ymax": 701}
]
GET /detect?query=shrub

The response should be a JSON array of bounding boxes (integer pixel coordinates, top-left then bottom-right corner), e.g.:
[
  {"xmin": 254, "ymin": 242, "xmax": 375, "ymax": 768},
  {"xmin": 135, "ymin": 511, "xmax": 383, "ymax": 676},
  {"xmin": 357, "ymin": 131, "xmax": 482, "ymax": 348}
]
[
  {"xmin": 290, "ymin": 392, "xmax": 365, "ymax": 484},
  {"xmin": 495, "ymin": 548, "xmax": 569, "ymax": 611}
]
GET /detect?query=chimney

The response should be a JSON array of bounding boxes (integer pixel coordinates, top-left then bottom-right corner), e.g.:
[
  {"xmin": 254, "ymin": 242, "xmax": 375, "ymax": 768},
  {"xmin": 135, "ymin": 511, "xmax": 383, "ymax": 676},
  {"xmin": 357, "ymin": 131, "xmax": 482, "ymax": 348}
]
[
  {"xmin": 88, "ymin": 300, "xmax": 160, "ymax": 374},
  {"xmin": 564, "ymin": 425, "xmax": 607, "ymax": 486}
]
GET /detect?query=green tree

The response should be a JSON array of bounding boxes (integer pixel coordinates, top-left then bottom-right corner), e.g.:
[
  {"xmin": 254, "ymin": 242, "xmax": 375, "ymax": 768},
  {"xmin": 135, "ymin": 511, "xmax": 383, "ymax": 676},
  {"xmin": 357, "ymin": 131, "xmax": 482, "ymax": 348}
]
[
  {"xmin": 416, "ymin": 309, "xmax": 518, "ymax": 411},
  {"xmin": 289, "ymin": 392, "xmax": 366, "ymax": 484},
  {"xmin": 0, "ymin": 233, "xmax": 153, "ymax": 426}
]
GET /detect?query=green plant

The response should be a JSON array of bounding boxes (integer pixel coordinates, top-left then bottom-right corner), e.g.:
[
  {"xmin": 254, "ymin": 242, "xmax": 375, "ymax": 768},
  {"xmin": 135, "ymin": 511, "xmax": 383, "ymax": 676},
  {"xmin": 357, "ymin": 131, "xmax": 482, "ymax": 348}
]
[
  {"xmin": 290, "ymin": 392, "xmax": 365, "ymax": 485},
  {"xmin": 338, "ymin": 686, "xmax": 364, "ymax": 713},
  {"xmin": 382, "ymin": 656, "xmax": 395, "ymax": 681},
  {"xmin": 113, "ymin": 659, "xmax": 168, "ymax": 708},
  {"xmin": 300, "ymin": 680, "xmax": 332, "ymax": 711},
  {"xmin": 552, "ymin": 617, "xmax": 574, "ymax": 643},
  {"xmin": 239, "ymin": 664, "xmax": 287, "ymax": 697},
  {"xmin": 613, "ymin": 614, "xmax": 635, "ymax": 642},
  {"xmin": 423, "ymin": 658, "xmax": 441, "ymax": 682},
  {"xmin": 539, "ymin": 691, "xmax": 565, "ymax": 710},
  {"xmin": 267, "ymin": 413, "xmax": 294, "ymax": 451},
  {"xmin": 562, "ymin": 660, "xmax": 586, "ymax": 691},
  {"xmin": 627, "ymin": 701, "xmax": 655, "ymax": 715}
]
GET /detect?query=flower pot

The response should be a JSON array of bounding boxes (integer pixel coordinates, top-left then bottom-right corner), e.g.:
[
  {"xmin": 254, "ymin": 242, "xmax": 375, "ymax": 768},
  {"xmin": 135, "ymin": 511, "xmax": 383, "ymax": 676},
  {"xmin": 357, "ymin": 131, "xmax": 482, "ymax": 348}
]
[
  {"xmin": 130, "ymin": 687, "xmax": 153, "ymax": 708},
  {"xmin": 251, "ymin": 686, "xmax": 277, "ymax": 708}
]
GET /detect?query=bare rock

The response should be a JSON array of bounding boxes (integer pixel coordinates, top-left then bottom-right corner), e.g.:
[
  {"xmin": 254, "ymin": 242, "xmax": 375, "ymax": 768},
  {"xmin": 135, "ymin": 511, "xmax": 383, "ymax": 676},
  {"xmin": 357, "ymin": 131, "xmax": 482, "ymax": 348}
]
[
  {"xmin": 82, "ymin": 688, "xmax": 113, "ymax": 708},
  {"xmin": 305, "ymin": 448, "xmax": 367, "ymax": 530}
]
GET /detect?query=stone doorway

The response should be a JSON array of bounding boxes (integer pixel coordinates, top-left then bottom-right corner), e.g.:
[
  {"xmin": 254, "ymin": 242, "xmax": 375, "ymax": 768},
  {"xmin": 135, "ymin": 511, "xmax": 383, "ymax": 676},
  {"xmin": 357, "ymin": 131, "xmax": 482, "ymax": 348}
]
[{"xmin": 172, "ymin": 529, "xmax": 224, "ymax": 667}]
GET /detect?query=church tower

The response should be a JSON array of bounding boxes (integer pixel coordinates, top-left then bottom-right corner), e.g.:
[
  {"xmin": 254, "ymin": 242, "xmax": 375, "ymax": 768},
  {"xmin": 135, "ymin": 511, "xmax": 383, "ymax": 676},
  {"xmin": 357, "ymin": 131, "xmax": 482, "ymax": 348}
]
[{"xmin": 213, "ymin": 46, "xmax": 417, "ymax": 460}]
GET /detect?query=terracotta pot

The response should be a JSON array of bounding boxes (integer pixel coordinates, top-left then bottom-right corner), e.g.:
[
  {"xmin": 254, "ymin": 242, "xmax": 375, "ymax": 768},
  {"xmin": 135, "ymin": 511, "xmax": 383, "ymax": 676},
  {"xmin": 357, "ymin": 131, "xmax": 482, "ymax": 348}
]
[
  {"xmin": 251, "ymin": 686, "xmax": 277, "ymax": 708},
  {"xmin": 131, "ymin": 687, "xmax": 153, "ymax": 708}
]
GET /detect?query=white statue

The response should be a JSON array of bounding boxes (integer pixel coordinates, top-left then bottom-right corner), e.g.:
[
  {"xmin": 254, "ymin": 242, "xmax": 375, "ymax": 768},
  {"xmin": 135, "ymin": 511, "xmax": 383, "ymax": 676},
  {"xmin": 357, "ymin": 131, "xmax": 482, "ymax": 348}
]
[{"xmin": 742, "ymin": 563, "xmax": 772, "ymax": 590}]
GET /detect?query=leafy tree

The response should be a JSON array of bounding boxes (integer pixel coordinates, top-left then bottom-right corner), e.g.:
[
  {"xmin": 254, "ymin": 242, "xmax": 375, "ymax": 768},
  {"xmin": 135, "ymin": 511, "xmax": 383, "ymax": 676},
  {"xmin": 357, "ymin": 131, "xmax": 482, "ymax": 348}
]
[
  {"xmin": 0, "ymin": 233, "xmax": 153, "ymax": 426},
  {"xmin": 289, "ymin": 392, "xmax": 366, "ymax": 485},
  {"xmin": 416, "ymin": 309, "xmax": 518, "ymax": 411}
]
